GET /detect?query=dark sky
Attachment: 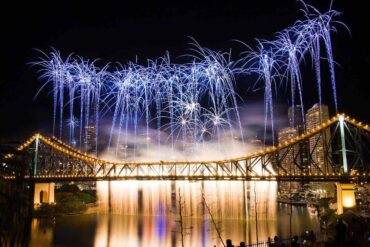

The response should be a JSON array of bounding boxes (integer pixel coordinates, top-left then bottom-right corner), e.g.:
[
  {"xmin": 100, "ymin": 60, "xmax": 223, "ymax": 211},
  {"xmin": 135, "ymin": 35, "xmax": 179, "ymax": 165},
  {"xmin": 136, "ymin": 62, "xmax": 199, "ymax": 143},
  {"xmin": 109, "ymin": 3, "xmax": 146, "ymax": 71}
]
[{"xmin": 0, "ymin": 0, "xmax": 368, "ymax": 141}]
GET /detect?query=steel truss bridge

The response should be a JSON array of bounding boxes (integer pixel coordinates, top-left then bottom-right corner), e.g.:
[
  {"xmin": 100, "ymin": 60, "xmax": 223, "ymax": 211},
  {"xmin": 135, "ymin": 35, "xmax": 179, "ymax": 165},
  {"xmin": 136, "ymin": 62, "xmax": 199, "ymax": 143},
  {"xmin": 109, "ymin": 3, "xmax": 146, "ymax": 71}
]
[{"xmin": 1, "ymin": 114, "xmax": 370, "ymax": 182}]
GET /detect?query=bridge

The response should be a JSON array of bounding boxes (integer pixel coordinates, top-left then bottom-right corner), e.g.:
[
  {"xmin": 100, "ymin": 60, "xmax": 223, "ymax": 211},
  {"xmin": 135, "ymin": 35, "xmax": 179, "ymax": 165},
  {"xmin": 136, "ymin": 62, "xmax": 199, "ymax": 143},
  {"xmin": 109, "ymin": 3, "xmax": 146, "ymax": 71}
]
[{"xmin": 1, "ymin": 114, "xmax": 369, "ymax": 182}]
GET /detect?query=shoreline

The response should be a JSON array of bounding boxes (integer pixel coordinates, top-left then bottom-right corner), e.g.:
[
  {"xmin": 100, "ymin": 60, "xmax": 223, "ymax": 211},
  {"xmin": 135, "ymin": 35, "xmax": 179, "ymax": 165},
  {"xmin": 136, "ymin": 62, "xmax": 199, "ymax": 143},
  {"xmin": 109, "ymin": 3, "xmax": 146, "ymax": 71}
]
[
  {"xmin": 33, "ymin": 202, "xmax": 98, "ymax": 218},
  {"xmin": 277, "ymin": 199, "xmax": 308, "ymax": 206}
]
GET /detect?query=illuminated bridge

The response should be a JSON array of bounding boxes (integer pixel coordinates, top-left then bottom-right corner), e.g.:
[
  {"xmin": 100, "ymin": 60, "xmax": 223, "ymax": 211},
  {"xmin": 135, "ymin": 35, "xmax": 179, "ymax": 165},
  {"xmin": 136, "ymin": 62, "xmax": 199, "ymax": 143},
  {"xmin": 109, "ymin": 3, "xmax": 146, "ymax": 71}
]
[{"xmin": 1, "ymin": 114, "xmax": 370, "ymax": 182}]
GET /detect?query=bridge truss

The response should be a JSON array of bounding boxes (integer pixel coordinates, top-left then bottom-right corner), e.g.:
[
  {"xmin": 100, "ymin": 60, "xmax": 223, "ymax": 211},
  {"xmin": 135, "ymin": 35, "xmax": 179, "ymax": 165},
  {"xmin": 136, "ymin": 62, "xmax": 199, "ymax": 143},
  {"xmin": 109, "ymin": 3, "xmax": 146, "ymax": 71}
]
[{"xmin": 1, "ymin": 114, "xmax": 370, "ymax": 182}]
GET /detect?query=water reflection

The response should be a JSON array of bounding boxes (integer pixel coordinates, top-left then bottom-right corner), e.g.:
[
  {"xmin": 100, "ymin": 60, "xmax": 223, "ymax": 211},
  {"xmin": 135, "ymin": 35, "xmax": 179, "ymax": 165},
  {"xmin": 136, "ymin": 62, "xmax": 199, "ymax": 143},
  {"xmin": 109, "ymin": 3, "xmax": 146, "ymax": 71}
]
[
  {"xmin": 96, "ymin": 181, "xmax": 277, "ymax": 218},
  {"xmin": 30, "ymin": 181, "xmax": 320, "ymax": 246},
  {"xmin": 30, "ymin": 219, "xmax": 54, "ymax": 247}
]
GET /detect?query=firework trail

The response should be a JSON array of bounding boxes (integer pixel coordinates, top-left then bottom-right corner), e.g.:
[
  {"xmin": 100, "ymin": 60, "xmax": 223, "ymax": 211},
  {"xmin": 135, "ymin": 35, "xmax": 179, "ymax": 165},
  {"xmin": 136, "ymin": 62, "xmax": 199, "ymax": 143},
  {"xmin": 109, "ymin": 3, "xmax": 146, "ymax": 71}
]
[{"xmin": 34, "ymin": 2, "xmax": 345, "ymax": 159}]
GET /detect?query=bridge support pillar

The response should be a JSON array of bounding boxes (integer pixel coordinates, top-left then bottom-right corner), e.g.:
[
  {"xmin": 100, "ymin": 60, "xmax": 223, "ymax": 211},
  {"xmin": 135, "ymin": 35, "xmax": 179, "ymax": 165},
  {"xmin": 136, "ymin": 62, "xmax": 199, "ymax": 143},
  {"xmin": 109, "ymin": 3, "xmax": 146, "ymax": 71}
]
[
  {"xmin": 34, "ymin": 183, "xmax": 55, "ymax": 206},
  {"xmin": 336, "ymin": 183, "xmax": 356, "ymax": 215}
]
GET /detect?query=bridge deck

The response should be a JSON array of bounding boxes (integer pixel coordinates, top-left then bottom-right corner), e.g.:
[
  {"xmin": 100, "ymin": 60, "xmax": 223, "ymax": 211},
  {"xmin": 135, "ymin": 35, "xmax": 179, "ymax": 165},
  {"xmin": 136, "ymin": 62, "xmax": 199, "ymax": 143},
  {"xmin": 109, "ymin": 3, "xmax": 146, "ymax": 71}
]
[{"xmin": 3, "ymin": 174, "xmax": 369, "ymax": 182}]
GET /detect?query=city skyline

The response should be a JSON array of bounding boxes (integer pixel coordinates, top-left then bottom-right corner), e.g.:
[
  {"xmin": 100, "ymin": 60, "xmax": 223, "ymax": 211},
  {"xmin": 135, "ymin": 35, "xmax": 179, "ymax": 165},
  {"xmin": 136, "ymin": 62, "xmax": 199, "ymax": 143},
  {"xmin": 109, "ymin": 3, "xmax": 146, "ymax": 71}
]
[{"xmin": 278, "ymin": 103, "xmax": 332, "ymax": 174}]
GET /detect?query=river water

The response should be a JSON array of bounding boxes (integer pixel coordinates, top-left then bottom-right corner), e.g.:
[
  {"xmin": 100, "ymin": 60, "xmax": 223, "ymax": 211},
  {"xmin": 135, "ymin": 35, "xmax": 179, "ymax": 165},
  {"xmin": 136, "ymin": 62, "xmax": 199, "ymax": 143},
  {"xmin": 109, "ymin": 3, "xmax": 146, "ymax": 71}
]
[{"xmin": 29, "ymin": 181, "xmax": 320, "ymax": 246}]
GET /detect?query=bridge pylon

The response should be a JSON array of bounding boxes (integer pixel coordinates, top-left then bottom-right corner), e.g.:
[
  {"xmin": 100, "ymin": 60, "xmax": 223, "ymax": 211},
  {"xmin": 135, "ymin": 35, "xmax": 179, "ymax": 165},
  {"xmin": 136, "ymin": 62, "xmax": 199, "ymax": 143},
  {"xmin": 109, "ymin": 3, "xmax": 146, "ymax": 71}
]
[
  {"xmin": 33, "ymin": 183, "xmax": 55, "ymax": 206},
  {"xmin": 336, "ymin": 183, "xmax": 356, "ymax": 215}
]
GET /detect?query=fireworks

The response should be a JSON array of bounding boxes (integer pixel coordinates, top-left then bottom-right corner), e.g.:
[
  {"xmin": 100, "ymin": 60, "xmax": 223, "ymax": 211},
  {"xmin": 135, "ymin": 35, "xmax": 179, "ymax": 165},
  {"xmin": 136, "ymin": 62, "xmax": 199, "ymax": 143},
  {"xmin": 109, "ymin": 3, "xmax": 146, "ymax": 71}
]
[{"xmin": 34, "ymin": 1, "xmax": 346, "ymax": 158}]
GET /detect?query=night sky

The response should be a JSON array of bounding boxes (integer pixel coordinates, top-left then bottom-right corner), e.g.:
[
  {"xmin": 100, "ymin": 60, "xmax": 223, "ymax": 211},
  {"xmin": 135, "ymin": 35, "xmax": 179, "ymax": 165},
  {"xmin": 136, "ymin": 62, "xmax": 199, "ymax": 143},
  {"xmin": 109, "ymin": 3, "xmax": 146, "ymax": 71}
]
[{"xmin": 1, "ymin": 0, "xmax": 368, "ymax": 141}]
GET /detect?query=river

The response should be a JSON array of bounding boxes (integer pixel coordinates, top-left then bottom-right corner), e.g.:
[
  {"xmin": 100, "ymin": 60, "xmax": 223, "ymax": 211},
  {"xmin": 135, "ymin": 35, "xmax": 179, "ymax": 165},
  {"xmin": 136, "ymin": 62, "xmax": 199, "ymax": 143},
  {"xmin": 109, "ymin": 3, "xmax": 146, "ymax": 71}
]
[{"xmin": 29, "ymin": 180, "xmax": 320, "ymax": 246}]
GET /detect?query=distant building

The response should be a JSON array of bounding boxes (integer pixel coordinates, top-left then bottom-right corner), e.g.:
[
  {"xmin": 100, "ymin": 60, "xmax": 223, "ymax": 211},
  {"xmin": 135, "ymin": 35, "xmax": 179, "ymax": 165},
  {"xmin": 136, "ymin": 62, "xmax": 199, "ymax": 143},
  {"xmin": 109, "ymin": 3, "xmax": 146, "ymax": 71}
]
[
  {"xmin": 288, "ymin": 105, "xmax": 304, "ymax": 132},
  {"xmin": 305, "ymin": 103, "xmax": 332, "ymax": 174},
  {"xmin": 288, "ymin": 105, "xmax": 308, "ymax": 173},
  {"xmin": 278, "ymin": 127, "xmax": 298, "ymax": 171},
  {"xmin": 117, "ymin": 143, "xmax": 129, "ymax": 160},
  {"xmin": 278, "ymin": 127, "xmax": 300, "ymax": 193},
  {"xmin": 277, "ymin": 106, "xmax": 308, "ymax": 193},
  {"xmin": 249, "ymin": 137, "xmax": 263, "ymax": 148},
  {"xmin": 85, "ymin": 125, "xmax": 96, "ymax": 155}
]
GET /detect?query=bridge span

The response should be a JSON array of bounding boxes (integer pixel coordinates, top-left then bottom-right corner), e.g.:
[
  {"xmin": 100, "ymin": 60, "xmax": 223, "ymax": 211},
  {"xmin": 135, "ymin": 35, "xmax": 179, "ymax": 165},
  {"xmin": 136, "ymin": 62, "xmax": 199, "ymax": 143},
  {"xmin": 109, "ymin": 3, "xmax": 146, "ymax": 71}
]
[{"xmin": 1, "ymin": 114, "xmax": 370, "ymax": 182}]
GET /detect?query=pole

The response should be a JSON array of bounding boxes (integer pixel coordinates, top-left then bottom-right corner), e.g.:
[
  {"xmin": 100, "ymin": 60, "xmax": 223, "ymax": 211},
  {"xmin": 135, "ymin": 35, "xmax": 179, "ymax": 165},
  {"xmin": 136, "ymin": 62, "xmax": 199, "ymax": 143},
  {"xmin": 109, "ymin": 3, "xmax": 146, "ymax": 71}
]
[
  {"xmin": 33, "ymin": 135, "xmax": 39, "ymax": 176},
  {"xmin": 338, "ymin": 115, "xmax": 348, "ymax": 174},
  {"xmin": 254, "ymin": 183, "xmax": 259, "ymax": 244}
]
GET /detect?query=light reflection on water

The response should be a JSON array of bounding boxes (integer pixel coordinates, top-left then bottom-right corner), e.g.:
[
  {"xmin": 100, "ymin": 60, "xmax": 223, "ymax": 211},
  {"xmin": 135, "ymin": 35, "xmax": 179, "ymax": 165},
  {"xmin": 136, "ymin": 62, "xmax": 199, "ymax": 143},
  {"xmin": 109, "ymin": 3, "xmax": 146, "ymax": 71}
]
[{"xmin": 30, "ymin": 181, "xmax": 320, "ymax": 247}]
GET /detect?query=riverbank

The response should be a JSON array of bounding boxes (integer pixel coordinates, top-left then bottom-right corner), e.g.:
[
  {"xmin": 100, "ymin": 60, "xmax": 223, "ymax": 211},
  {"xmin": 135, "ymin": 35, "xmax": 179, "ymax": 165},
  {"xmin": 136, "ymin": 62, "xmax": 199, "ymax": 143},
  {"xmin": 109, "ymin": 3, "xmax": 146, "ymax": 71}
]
[
  {"xmin": 33, "ymin": 184, "xmax": 97, "ymax": 217},
  {"xmin": 277, "ymin": 199, "xmax": 308, "ymax": 206}
]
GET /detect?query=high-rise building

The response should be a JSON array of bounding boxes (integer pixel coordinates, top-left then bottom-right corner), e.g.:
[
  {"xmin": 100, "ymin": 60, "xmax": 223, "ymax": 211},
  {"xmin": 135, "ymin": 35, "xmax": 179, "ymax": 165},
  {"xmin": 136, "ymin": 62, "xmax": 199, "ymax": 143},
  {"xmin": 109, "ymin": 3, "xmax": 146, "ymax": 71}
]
[
  {"xmin": 277, "ymin": 106, "xmax": 309, "ymax": 193},
  {"xmin": 288, "ymin": 105, "xmax": 304, "ymax": 132},
  {"xmin": 305, "ymin": 103, "xmax": 331, "ymax": 174},
  {"xmin": 277, "ymin": 127, "xmax": 301, "ymax": 193},
  {"xmin": 288, "ymin": 105, "xmax": 308, "ymax": 173},
  {"xmin": 85, "ymin": 125, "xmax": 96, "ymax": 155},
  {"xmin": 278, "ymin": 127, "xmax": 298, "ymax": 172}
]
